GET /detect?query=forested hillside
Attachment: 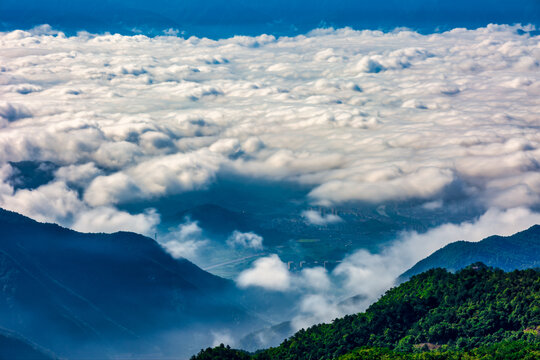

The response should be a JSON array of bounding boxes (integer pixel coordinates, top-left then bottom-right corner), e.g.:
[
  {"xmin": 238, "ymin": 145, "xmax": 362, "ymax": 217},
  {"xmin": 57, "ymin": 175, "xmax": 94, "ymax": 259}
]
[{"xmin": 192, "ymin": 265, "xmax": 540, "ymax": 359}]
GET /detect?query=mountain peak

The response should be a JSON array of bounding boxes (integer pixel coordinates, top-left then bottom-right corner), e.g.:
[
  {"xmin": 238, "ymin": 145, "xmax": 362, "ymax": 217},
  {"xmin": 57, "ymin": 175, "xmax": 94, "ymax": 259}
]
[{"xmin": 399, "ymin": 224, "xmax": 540, "ymax": 281}]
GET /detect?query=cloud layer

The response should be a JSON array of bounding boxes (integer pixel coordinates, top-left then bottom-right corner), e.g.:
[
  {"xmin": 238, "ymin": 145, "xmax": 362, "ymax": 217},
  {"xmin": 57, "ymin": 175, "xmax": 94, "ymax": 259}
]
[
  {"xmin": 0, "ymin": 24, "xmax": 538, "ymax": 236},
  {"xmin": 1, "ymin": 25, "xmax": 539, "ymax": 350}
]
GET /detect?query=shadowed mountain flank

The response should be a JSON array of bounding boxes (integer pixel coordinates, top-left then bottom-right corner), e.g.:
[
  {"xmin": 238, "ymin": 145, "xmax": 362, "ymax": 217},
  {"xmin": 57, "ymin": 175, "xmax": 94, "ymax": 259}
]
[
  {"xmin": 0, "ymin": 208, "xmax": 264, "ymax": 359},
  {"xmin": 399, "ymin": 225, "xmax": 540, "ymax": 282}
]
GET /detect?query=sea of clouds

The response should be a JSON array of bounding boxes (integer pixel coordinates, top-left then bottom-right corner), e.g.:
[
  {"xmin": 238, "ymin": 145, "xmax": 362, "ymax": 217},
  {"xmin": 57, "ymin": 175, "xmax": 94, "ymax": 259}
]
[{"xmin": 1, "ymin": 24, "xmax": 540, "ymax": 339}]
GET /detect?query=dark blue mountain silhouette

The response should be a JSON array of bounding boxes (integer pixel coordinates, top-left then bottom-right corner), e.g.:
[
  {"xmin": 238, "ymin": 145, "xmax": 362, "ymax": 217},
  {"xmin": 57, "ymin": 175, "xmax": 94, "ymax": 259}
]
[
  {"xmin": 0, "ymin": 208, "xmax": 264, "ymax": 359},
  {"xmin": 399, "ymin": 225, "xmax": 540, "ymax": 282},
  {"xmin": 0, "ymin": 329, "xmax": 58, "ymax": 360}
]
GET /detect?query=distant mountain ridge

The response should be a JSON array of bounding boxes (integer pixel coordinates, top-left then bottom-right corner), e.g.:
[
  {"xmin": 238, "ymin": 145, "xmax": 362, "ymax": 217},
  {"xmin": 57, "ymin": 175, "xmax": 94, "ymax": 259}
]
[
  {"xmin": 399, "ymin": 224, "xmax": 540, "ymax": 282},
  {"xmin": 0, "ymin": 208, "xmax": 265, "ymax": 359}
]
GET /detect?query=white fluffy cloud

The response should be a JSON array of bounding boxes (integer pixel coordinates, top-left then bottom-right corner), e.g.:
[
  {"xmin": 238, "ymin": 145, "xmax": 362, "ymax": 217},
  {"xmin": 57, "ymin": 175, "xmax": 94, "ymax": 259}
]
[
  {"xmin": 237, "ymin": 254, "xmax": 291, "ymax": 291},
  {"xmin": 0, "ymin": 25, "xmax": 538, "ymax": 231},
  {"xmin": 162, "ymin": 219, "xmax": 209, "ymax": 260},
  {"xmin": 299, "ymin": 267, "xmax": 332, "ymax": 292},
  {"xmin": 227, "ymin": 230, "xmax": 264, "ymax": 249},
  {"xmin": 0, "ymin": 180, "xmax": 159, "ymax": 235},
  {"xmin": 0, "ymin": 101, "xmax": 32, "ymax": 124},
  {"xmin": 301, "ymin": 209, "xmax": 343, "ymax": 225},
  {"xmin": 72, "ymin": 207, "xmax": 159, "ymax": 235}
]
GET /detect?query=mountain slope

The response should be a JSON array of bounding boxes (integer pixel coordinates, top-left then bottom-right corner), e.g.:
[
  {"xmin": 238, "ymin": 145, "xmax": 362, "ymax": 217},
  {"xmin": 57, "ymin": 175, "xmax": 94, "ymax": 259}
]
[
  {"xmin": 0, "ymin": 208, "xmax": 263, "ymax": 359},
  {"xmin": 0, "ymin": 329, "xmax": 58, "ymax": 360},
  {"xmin": 192, "ymin": 265, "xmax": 540, "ymax": 359},
  {"xmin": 399, "ymin": 224, "xmax": 540, "ymax": 281}
]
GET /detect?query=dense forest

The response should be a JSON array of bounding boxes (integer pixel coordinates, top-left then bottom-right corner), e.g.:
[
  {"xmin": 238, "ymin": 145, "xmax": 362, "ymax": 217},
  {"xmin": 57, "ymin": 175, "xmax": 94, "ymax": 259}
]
[{"xmin": 192, "ymin": 264, "xmax": 540, "ymax": 359}]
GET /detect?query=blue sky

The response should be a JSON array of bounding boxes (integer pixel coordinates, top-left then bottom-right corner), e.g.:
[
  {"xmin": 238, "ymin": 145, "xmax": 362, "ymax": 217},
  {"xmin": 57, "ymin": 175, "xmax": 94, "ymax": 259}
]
[{"xmin": 1, "ymin": 0, "xmax": 539, "ymax": 37}]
